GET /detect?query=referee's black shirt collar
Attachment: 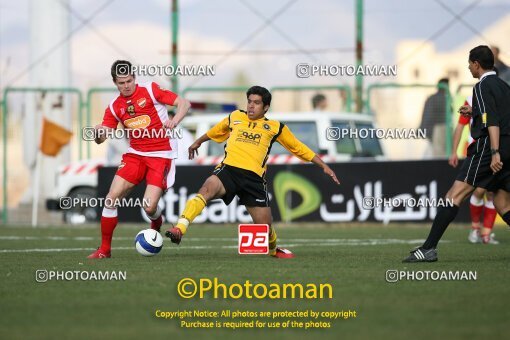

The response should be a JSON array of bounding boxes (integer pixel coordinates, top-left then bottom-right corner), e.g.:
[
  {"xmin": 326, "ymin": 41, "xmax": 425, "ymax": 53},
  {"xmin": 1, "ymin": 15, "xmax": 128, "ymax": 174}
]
[{"xmin": 480, "ymin": 70, "xmax": 497, "ymax": 81}]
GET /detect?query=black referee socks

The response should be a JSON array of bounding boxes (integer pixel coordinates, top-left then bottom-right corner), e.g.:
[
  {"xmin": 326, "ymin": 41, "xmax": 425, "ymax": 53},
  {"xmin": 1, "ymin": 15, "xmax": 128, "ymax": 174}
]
[{"xmin": 422, "ymin": 205, "xmax": 460, "ymax": 250}]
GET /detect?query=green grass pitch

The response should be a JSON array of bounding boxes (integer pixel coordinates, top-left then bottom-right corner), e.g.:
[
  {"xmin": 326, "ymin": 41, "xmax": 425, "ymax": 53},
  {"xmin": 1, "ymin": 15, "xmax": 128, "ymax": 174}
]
[{"xmin": 0, "ymin": 223, "xmax": 509, "ymax": 340}]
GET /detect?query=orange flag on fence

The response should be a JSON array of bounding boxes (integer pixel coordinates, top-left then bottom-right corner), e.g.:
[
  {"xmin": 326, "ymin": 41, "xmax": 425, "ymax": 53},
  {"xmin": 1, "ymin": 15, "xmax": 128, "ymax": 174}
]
[{"xmin": 39, "ymin": 117, "xmax": 73, "ymax": 156}]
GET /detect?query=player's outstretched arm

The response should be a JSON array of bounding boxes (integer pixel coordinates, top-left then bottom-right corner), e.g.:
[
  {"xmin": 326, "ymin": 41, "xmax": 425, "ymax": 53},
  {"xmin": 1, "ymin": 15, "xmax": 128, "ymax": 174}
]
[
  {"xmin": 483, "ymin": 83, "xmax": 503, "ymax": 174},
  {"xmin": 165, "ymin": 96, "xmax": 191, "ymax": 129},
  {"xmin": 188, "ymin": 133, "xmax": 211, "ymax": 160},
  {"xmin": 311, "ymin": 155, "xmax": 340, "ymax": 185}
]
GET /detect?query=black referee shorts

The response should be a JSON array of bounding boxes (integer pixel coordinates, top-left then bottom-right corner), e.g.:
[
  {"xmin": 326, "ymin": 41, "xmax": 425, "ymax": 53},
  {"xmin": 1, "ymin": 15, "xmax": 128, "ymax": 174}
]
[
  {"xmin": 456, "ymin": 137, "xmax": 492, "ymax": 188},
  {"xmin": 212, "ymin": 164, "xmax": 269, "ymax": 207},
  {"xmin": 457, "ymin": 136, "xmax": 510, "ymax": 191}
]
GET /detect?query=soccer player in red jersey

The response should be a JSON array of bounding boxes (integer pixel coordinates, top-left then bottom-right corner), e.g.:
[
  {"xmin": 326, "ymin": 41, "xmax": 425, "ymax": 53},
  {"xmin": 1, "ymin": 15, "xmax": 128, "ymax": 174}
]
[
  {"xmin": 87, "ymin": 60, "xmax": 191, "ymax": 258},
  {"xmin": 449, "ymin": 97, "xmax": 498, "ymax": 244}
]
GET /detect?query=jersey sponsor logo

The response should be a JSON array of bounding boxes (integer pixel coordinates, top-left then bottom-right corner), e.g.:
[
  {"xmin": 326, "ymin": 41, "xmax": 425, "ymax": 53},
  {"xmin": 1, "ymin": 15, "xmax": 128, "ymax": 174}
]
[
  {"xmin": 124, "ymin": 115, "xmax": 151, "ymax": 129},
  {"xmin": 238, "ymin": 224, "xmax": 269, "ymax": 254},
  {"xmin": 137, "ymin": 97, "xmax": 146, "ymax": 108},
  {"xmin": 233, "ymin": 120, "xmax": 242, "ymax": 125},
  {"xmin": 263, "ymin": 123, "xmax": 270, "ymax": 130},
  {"xmin": 236, "ymin": 129, "xmax": 262, "ymax": 145},
  {"xmin": 127, "ymin": 104, "xmax": 136, "ymax": 117}
]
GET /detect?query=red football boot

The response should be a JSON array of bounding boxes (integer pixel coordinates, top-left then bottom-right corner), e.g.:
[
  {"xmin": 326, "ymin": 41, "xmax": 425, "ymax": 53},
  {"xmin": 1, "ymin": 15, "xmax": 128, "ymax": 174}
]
[
  {"xmin": 164, "ymin": 225, "xmax": 182, "ymax": 245},
  {"xmin": 271, "ymin": 247, "xmax": 294, "ymax": 259},
  {"xmin": 150, "ymin": 215, "xmax": 164, "ymax": 232},
  {"xmin": 87, "ymin": 248, "xmax": 111, "ymax": 259}
]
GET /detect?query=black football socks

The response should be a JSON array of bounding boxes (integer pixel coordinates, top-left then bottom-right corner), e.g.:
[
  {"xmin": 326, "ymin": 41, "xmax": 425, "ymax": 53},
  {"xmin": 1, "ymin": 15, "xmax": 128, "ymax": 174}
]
[{"xmin": 422, "ymin": 205, "xmax": 459, "ymax": 250}]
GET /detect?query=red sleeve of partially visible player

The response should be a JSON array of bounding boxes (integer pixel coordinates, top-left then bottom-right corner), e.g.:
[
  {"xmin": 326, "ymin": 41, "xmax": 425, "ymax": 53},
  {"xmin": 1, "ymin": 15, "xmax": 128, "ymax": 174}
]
[
  {"xmin": 458, "ymin": 115, "xmax": 470, "ymax": 125},
  {"xmin": 458, "ymin": 100, "xmax": 470, "ymax": 125},
  {"xmin": 152, "ymin": 82, "xmax": 177, "ymax": 106},
  {"xmin": 102, "ymin": 106, "xmax": 119, "ymax": 129}
]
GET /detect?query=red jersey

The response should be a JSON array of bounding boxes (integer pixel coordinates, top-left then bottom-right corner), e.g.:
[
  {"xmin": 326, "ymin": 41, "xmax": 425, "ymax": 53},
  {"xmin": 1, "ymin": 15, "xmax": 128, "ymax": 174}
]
[
  {"xmin": 458, "ymin": 96, "xmax": 474, "ymax": 148},
  {"xmin": 102, "ymin": 82, "xmax": 178, "ymax": 159}
]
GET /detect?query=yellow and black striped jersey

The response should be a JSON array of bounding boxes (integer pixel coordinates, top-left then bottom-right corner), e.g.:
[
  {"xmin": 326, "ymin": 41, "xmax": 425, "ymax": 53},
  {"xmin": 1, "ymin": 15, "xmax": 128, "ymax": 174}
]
[{"xmin": 206, "ymin": 110, "xmax": 315, "ymax": 177}]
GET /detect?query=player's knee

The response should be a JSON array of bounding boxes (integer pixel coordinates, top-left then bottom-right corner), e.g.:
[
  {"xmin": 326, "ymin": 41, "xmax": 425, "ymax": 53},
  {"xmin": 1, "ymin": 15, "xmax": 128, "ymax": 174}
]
[
  {"xmin": 485, "ymin": 191, "xmax": 494, "ymax": 201},
  {"xmin": 197, "ymin": 186, "xmax": 211, "ymax": 200},
  {"xmin": 472, "ymin": 188, "xmax": 486, "ymax": 199},
  {"xmin": 199, "ymin": 180, "xmax": 221, "ymax": 201},
  {"xmin": 447, "ymin": 185, "xmax": 473, "ymax": 205},
  {"xmin": 105, "ymin": 194, "xmax": 118, "ymax": 209},
  {"xmin": 143, "ymin": 204, "xmax": 157, "ymax": 216},
  {"xmin": 253, "ymin": 213, "xmax": 272, "ymax": 226}
]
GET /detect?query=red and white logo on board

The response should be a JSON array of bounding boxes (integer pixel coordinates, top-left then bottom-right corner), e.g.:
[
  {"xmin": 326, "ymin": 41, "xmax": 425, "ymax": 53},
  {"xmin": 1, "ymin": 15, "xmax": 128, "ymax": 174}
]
[{"xmin": 238, "ymin": 224, "xmax": 269, "ymax": 254}]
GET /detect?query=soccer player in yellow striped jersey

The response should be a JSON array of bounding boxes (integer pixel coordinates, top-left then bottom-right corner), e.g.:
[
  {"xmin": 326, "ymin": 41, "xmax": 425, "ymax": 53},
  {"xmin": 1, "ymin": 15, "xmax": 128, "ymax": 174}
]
[
  {"xmin": 165, "ymin": 86, "xmax": 340, "ymax": 258},
  {"xmin": 207, "ymin": 106, "xmax": 316, "ymax": 177}
]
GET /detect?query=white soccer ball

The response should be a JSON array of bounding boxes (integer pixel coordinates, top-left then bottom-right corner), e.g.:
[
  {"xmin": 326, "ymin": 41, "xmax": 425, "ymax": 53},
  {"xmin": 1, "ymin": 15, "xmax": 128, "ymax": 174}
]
[{"xmin": 134, "ymin": 229, "xmax": 163, "ymax": 256}]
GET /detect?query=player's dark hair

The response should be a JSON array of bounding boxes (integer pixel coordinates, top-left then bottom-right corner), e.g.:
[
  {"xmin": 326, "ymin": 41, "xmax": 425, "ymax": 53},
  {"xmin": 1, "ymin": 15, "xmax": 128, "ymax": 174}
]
[
  {"xmin": 247, "ymin": 86, "xmax": 272, "ymax": 107},
  {"xmin": 469, "ymin": 45, "xmax": 494, "ymax": 70},
  {"xmin": 312, "ymin": 93, "xmax": 326, "ymax": 108},
  {"xmin": 111, "ymin": 60, "xmax": 134, "ymax": 81}
]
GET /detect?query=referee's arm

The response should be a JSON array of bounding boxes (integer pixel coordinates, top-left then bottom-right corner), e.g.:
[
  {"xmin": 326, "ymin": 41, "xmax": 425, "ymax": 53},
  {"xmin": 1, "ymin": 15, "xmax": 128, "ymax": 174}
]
[
  {"xmin": 481, "ymin": 83, "xmax": 503, "ymax": 173},
  {"xmin": 488, "ymin": 126, "xmax": 502, "ymax": 173}
]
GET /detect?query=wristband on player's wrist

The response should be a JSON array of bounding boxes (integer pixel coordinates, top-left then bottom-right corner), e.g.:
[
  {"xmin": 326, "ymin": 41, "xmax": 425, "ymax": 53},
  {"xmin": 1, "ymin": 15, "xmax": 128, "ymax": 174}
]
[{"xmin": 490, "ymin": 148, "xmax": 499, "ymax": 155}]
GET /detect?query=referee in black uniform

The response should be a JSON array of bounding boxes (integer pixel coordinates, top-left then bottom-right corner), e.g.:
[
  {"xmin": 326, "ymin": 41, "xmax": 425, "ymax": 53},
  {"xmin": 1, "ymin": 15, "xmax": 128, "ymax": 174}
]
[{"xmin": 404, "ymin": 45, "xmax": 510, "ymax": 262}]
